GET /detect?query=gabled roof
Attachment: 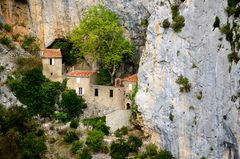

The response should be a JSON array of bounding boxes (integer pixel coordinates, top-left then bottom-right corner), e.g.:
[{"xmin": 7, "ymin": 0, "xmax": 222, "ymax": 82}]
[
  {"xmin": 67, "ymin": 70, "xmax": 97, "ymax": 77},
  {"xmin": 123, "ymin": 74, "xmax": 137, "ymax": 82},
  {"xmin": 41, "ymin": 49, "xmax": 62, "ymax": 58}
]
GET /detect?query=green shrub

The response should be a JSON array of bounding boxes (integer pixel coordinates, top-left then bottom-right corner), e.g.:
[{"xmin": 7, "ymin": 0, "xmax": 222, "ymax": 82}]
[
  {"xmin": 96, "ymin": 67, "xmax": 111, "ymax": 86},
  {"xmin": 213, "ymin": 16, "xmax": 220, "ymax": 28},
  {"xmin": 110, "ymin": 139, "xmax": 130, "ymax": 159},
  {"xmin": 0, "ymin": 37, "xmax": 12, "ymax": 47},
  {"xmin": 169, "ymin": 112, "xmax": 174, "ymax": 121},
  {"xmin": 220, "ymin": 24, "xmax": 233, "ymax": 42},
  {"xmin": 0, "ymin": 66, "xmax": 5, "ymax": 73},
  {"xmin": 127, "ymin": 136, "xmax": 142, "ymax": 152},
  {"xmin": 71, "ymin": 141, "xmax": 84, "ymax": 154},
  {"xmin": 162, "ymin": 19, "xmax": 171, "ymax": 29},
  {"xmin": 114, "ymin": 126, "xmax": 128, "ymax": 137},
  {"xmin": 171, "ymin": 15, "xmax": 185, "ymax": 32},
  {"xmin": 228, "ymin": 52, "xmax": 239, "ymax": 63},
  {"xmin": 77, "ymin": 148, "xmax": 92, "ymax": 159},
  {"xmin": 171, "ymin": 5, "xmax": 180, "ymax": 20},
  {"xmin": 140, "ymin": 19, "xmax": 149, "ymax": 27},
  {"xmin": 156, "ymin": 149, "xmax": 174, "ymax": 158},
  {"xmin": 21, "ymin": 35, "xmax": 40, "ymax": 54},
  {"xmin": 86, "ymin": 130, "xmax": 104, "ymax": 152},
  {"xmin": 54, "ymin": 112, "xmax": 68, "ymax": 122},
  {"xmin": 60, "ymin": 90, "xmax": 87, "ymax": 119},
  {"xmin": 146, "ymin": 144, "xmax": 158, "ymax": 156},
  {"xmin": 4, "ymin": 24, "xmax": 12, "ymax": 32},
  {"xmin": 176, "ymin": 75, "xmax": 191, "ymax": 93},
  {"xmin": 196, "ymin": 91, "xmax": 203, "ymax": 100},
  {"xmin": 70, "ymin": 119, "xmax": 79, "ymax": 129},
  {"xmin": 15, "ymin": 56, "xmax": 42, "ymax": 74},
  {"xmin": 12, "ymin": 33, "xmax": 20, "ymax": 41},
  {"xmin": 83, "ymin": 116, "xmax": 110, "ymax": 135},
  {"xmin": 0, "ymin": 22, "xmax": 3, "ymax": 29},
  {"xmin": 64, "ymin": 131, "xmax": 79, "ymax": 143}
]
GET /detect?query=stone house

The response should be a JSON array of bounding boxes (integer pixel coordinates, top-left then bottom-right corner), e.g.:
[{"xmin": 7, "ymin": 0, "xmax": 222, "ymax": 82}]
[
  {"xmin": 41, "ymin": 49, "xmax": 137, "ymax": 110},
  {"xmin": 41, "ymin": 49, "xmax": 62, "ymax": 82}
]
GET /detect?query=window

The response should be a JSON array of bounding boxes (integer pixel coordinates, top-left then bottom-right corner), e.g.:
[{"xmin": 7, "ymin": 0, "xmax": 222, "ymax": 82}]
[
  {"xmin": 50, "ymin": 73, "xmax": 53, "ymax": 76},
  {"xmin": 109, "ymin": 90, "xmax": 113, "ymax": 97},
  {"xmin": 129, "ymin": 84, "xmax": 132, "ymax": 91},
  {"xmin": 76, "ymin": 77, "xmax": 81, "ymax": 83},
  {"xmin": 76, "ymin": 87, "xmax": 84, "ymax": 95},
  {"xmin": 50, "ymin": 58, "xmax": 55, "ymax": 65},
  {"xmin": 94, "ymin": 89, "xmax": 98, "ymax": 96}
]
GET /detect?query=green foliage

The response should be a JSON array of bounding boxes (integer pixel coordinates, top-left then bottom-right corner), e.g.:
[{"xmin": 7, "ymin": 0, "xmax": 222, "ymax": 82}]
[
  {"xmin": 228, "ymin": 52, "xmax": 240, "ymax": 63},
  {"xmin": 171, "ymin": 15, "xmax": 185, "ymax": 33},
  {"xmin": 0, "ymin": 105, "xmax": 47, "ymax": 159},
  {"xmin": 77, "ymin": 148, "xmax": 92, "ymax": 159},
  {"xmin": 64, "ymin": 131, "xmax": 79, "ymax": 143},
  {"xmin": 4, "ymin": 24, "xmax": 12, "ymax": 32},
  {"xmin": 196, "ymin": 91, "xmax": 203, "ymax": 100},
  {"xmin": 21, "ymin": 35, "xmax": 40, "ymax": 54},
  {"xmin": 83, "ymin": 116, "xmax": 110, "ymax": 135},
  {"xmin": 127, "ymin": 136, "xmax": 142, "ymax": 153},
  {"xmin": 12, "ymin": 33, "xmax": 20, "ymax": 41},
  {"xmin": 86, "ymin": 130, "xmax": 104, "ymax": 152},
  {"xmin": 54, "ymin": 111, "xmax": 68, "ymax": 122},
  {"xmin": 15, "ymin": 56, "xmax": 42, "ymax": 74},
  {"xmin": 60, "ymin": 90, "xmax": 87, "ymax": 119},
  {"xmin": 140, "ymin": 19, "xmax": 149, "ymax": 27},
  {"xmin": 20, "ymin": 132, "xmax": 47, "ymax": 159},
  {"xmin": 225, "ymin": 0, "xmax": 240, "ymax": 17},
  {"xmin": 114, "ymin": 126, "xmax": 128, "ymax": 137},
  {"xmin": 70, "ymin": 5, "xmax": 135, "ymax": 84},
  {"xmin": 8, "ymin": 67, "xmax": 64, "ymax": 117},
  {"xmin": 162, "ymin": 19, "xmax": 171, "ymax": 29},
  {"xmin": 169, "ymin": 112, "xmax": 174, "ymax": 121},
  {"xmin": 0, "ymin": 65, "xmax": 5, "ymax": 73},
  {"xmin": 220, "ymin": 24, "xmax": 233, "ymax": 42},
  {"xmin": 96, "ymin": 67, "xmax": 112, "ymax": 85},
  {"xmin": 70, "ymin": 118, "xmax": 79, "ymax": 129},
  {"xmin": 0, "ymin": 36, "xmax": 15, "ymax": 49},
  {"xmin": 129, "ymin": 82, "xmax": 138, "ymax": 120},
  {"xmin": 146, "ymin": 144, "xmax": 158, "ymax": 156},
  {"xmin": 51, "ymin": 39, "xmax": 76, "ymax": 66},
  {"xmin": 71, "ymin": 141, "xmax": 84, "ymax": 154},
  {"xmin": 213, "ymin": 16, "xmax": 220, "ymax": 28},
  {"xmin": 171, "ymin": 5, "xmax": 185, "ymax": 33},
  {"xmin": 110, "ymin": 139, "xmax": 130, "ymax": 159},
  {"xmin": 156, "ymin": 149, "xmax": 174, "ymax": 159},
  {"xmin": 176, "ymin": 75, "xmax": 191, "ymax": 93}
]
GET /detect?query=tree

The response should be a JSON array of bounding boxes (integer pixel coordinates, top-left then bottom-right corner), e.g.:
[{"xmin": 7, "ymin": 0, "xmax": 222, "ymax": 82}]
[
  {"xmin": 86, "ymin": 130, "xmax": 104, "ymax": 152},
  {"xmin": 60, "ymin": 90, "xmax": 87, "ymax": 119},
  {"xmin": 70, "ymin": 5, "xmax": 135, "ymax": 84}
]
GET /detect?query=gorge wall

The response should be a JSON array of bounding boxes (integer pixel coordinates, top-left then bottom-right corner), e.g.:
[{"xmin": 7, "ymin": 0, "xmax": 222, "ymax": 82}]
[{"xmin": 0, "ymin": 0, "xmax": 240, "ymax": 159}]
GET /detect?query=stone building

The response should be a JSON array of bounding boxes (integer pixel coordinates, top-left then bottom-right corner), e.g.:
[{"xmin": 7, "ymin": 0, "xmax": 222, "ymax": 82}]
[
  {"xmin": 41, "ymin": 49, "xmax": 137, "ymax": 110},
  {"xmin": 41, "ymin": 49, "xmax": 62, "ymax": 82}
]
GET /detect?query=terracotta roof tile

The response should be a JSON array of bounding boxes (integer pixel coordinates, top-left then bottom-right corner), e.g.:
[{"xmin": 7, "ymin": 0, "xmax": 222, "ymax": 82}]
[
  {"xmin": 41, "ymin": 49, "xmax": 62, "ymax": 58},
  {"xmin": 123, "ymin": 74, "xmax": 137, "ymax": 82},
  {"xmin": 67, "ymin": 70, "xmax": 97, "ymax": 77}
]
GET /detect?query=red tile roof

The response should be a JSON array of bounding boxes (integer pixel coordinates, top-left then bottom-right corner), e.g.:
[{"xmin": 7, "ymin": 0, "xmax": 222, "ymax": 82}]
[
  {"xmin": 123, "ymin": 74, "xmax": 138, "ymax": 82},
  {"xmin": 67, "ymin": 70, "xmax": 97, "ymax": 77},
  {"xmin": 41, "ymin": 49, "xmax": 62, "ymax": 58}
]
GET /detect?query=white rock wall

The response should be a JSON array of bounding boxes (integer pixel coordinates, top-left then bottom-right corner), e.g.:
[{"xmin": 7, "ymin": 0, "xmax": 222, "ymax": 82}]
[{"xmin": 136, "ymin": 0, "xmax": 240, "ymax": 158}]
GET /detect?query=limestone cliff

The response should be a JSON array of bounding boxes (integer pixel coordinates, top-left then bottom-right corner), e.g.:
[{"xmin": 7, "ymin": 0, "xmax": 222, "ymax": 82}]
[
  {"xmin": 1, "ymin": 0, "xmax": 240, "ymax": 159},
  {"xmin": 136, "ymin": 0, "xmax": 240, "ymax": 159}
]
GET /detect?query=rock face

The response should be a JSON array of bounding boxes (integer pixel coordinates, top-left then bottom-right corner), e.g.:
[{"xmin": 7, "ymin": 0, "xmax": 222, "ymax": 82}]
[
  {"xmin": 136, "ymin": 0, "xmax": 240, "ymax": 159},
  {"xmin": 1, "ymin": 0, "xmax": 240, "ymax": 158}
]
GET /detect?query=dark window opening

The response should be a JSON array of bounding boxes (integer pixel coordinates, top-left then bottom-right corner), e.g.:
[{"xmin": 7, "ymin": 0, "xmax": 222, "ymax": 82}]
[
  {"xmin": 110, "ymin": 90, "xmax": 113, "ymax": 97},
  {"xmin": 94, "ymin": 89, "xmax": 98, "ymax": 96},
  {"xmin": 50, "ymin": 58, "xmax": 53, "ymax": 65},
  {"xmin": 50, "ymin": 73, "xmax": 53, "ymax": 76},
  {"xmin": 126, "ymin": 103, "xmax": 131, "ymax": 110}
]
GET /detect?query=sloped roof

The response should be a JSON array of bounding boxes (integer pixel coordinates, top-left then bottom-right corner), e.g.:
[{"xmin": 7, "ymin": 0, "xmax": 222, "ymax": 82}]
[
  {"xmin": 41, "ymin": 49, "xmax": 62, "ymax": 58},
  {"xmin": 123, "ymin": 74, "xmax": 137, "ymax": 82},
  {"xmin": 67, "ymin": 70, "xmax": 97, "ymax": 77}
]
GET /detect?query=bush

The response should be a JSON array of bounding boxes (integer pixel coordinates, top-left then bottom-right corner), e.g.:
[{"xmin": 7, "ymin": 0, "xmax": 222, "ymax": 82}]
[
  {"xmin": 0, "ymin": 37, "xmax": 12, "ymax": 47},
  {"xmin": 146, "ymin": 144, "xmax": 158, "ymax": 156},
  {"xmin": 169, "ymin": 112, "xmax": 174, "ymax": 121},
  {"xmin": 64, "ymin": 131, "xmax": 79, "ymax": 143},
  {"xmin": 162, "ymin": 19, "xmax": 171, "ymax": 29},
  {"xmin": 54, "ymin": 112, "xmax": 68, "ymax": 122},
  {"xmin": 171, "ymin": 5, "xmax": 180, "ymax": 20},
  {"xmin": 12, "ymin": 33, "xmax": 20, "ymax": 41},
  {"xmin": 156, "ymin": 149, "xmax": 174, "ymax": 158},
  {"xmin": 71, "ymin": 141, "xmax": 84, "ymax": 154},
  {"xmin": 86, "ymin": 130, "xmax": 104, "ymax": 152},
  {"xmin": 114, "ymin": 126, "xmax": 128, "ymax": 137},
  {"xmin": 110, "ymin": 139, "xmax": 130, "ymax": 159},
  {"xmin": 77, "ymin": 148, "xmax": 92, "ymax": 159},
  {"xmin": 15, "ymin": 56, "xmax": 42, "ymax": 74},
  {"xmin": 70, "ymin": 119, "xmax": 79, "ymax": 129},
  {"xmin": 127, "ymin": 136, "xmax": 142, "ymax": 152},
  {"xmin": 176, "ymin": 75, "xmax": 191, "ymax": 93},
  {"xmin": 60, "ymin": 90, "xmax": 87, "ymax": 119},
  {"xmin": 96, "ymin": 67, "xmax": 112, "ymax": 86},
  {"xmin": 220, "ymin": 24, "xmax": 233, "ymax": 42},
  {"xmin": 83, "ymin": 116, "xmax": 110, "ymax": 135},
  {"xmin": 228, "ymin": 52, "xmax": 239, "ymax": 63},
  {"xmin": 4, "ymin": 24, "xmax": 12, "ymax": 32},
  {"xmin": 213, "ymin": 16, "xmax": 220, "ymax": 28},
  {"xmin": 171, "ymin": 15, "xmax": 185, "ymax": 32},
  {"xmin": 140, "ymin": 19, "xmax": 149, "ymax": 27},
  {"xmin": 21, "ymin": 35, "xmax": 40, "ymax": 54}
]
